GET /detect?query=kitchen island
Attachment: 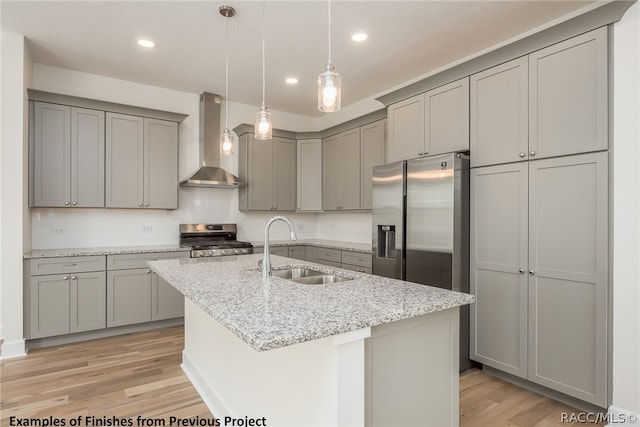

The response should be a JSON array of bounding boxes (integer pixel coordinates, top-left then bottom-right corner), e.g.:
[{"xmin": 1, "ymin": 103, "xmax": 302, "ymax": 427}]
[{"xmin": 148, "ymin": 254, "xmax": 474, "ymax": 427}]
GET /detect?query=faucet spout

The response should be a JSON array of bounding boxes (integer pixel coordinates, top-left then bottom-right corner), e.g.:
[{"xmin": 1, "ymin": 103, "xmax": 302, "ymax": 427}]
[{"xmin": 262, "ymin": 216, "xmax": 297, "ymax": 282}]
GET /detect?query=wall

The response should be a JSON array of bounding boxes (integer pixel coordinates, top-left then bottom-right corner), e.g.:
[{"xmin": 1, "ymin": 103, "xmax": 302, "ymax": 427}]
[
  {"xmin": 611, "ymin": 2, "xmax": 640, "ymax": 422},
  {"xmin": 0, "ymin": 31, "xmax": 31, "ymax": 358}
]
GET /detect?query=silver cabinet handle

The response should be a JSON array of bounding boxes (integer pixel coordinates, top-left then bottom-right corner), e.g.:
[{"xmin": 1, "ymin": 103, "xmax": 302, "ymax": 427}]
[
  {"xmin": 138, "ymin": 203, "xmax": 143, "ymax": 207},
  {"xmin": 71, "ymin": 275, "xmax": 77, "ymax": 280},
  {"xmin": 424, "ymin": 150, "xmax": 429, "ymax": 155},
  {"xmin": 72, "ymin": 201, "xmax": 77, "ymax": 206},
  {"xmin": 146, "ymin": 270, "xmax": 151, "ymax": 274},
  {"xmin": 529, "ymin": 151, "xmax": 536, "ymax": 157},
  {"xmin": 529, "ymin": 270, "xmax": 535, "ymax": 275},
  {"xmin": 519, "ymin": 268, "xmax": 525, "ymax": 274},
  {"xmin": 418, "ymin": 151, "xmax": 424, "ymax": 156},
  {"xmin": 519, "ymin": 152, "xmax": 526, "ymax": 158},
  {"xmin": 144, "ymin": 203, "xmax": 149, "ymax": 207},
  {"xmin": 63, "ymin": 276, "xmax": 69, "ymax": 280},
  {"xmin": 64, "ymin": 201, "xmax": 70, "ymax": 206}
]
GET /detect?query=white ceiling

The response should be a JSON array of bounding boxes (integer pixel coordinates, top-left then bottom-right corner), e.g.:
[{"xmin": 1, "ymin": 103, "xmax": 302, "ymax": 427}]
[{"xmin": 2, "ymin": 0, "xmax": 602, "ymax": 117}]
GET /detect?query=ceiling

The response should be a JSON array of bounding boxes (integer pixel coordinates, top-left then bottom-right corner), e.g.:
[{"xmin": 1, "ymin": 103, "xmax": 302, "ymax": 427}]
[{"xmin": 2, "ymin": 0, "xmax": 602, "ymax": 117}]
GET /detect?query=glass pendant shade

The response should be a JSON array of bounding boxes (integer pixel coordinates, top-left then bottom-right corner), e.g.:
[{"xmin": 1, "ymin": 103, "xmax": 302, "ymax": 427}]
[
  {"xmin": 220, "ymin": 128, "xmax": 234, "ymax": 156},
  {"xmin": 254, "ymin": 105, "xmax": 272, "ymax": 140},
  {"xmin": 318, "ymin": 63, "xmax": 341, "ymax": 112}
]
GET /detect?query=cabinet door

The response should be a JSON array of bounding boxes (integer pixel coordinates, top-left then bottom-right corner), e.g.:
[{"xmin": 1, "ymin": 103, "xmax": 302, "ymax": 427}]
[
  {"xmin": 322, "ymin": 134, "xmax": 342, "ymax": 211},
  {"xmin": 470, "ymin": 57, "xmax": 529, "ymax": 167},
  {"xmin": 70, "ymin": 271, "xmax": 106, "ymax": 333},
  {"xmin": 151, "ymin": 273, "xmax": 184, "ymax": 320},
  {"xmin": 33, "ymin": 102, "xmax": 71, "ymax": 207},
  {"xmin": 106, "ymin": 113, "xmax": 144, "ymax": 208},
  {"xmin": 529, "ymin": 27, "xmax": 608, "ymax": 159},
  {"xmin": 337, "ymin": 128, "xmax": 361, "ymax": 210},
  {"xmin": 144, "ymin": 118, "xmax": 178, "ymax": 209},
  {"xmin": 387, "ymin": 94, "xmax": 425, "ymax": 162},
  {"xmin": 269, "ymin": 246, "xmax": 289, "ymax": 257},
  {"xmin": 274, "ymin": 137, "xmax": 296, "ymax": 211},
  {"xmin": 288, "ymin": 246, "xmax": 307, "ymax": 261},
  {"xmin": 71, "ymin": 107, "xmax": 105, "ymax": 207},
  {"xmin": 248, "ymin": 137, "xmax": 275, "ymax": 210},
  {"xmin": 527, "ymin": 152, "xmax": 607, "ymax": 406},
  {"xmin": 470, "ymin": 163, "xmax": 528, "ymax": 378},
  {"xmin": 425, "ymin": 77, "xmax": 469, "ymax": 156},
  {"xmin": 106, "ymin": 268, "xmax": 151, "ymax": 327},
  {"xmin": 297, "ymin": 139, "xmax": 322, "ymax": 211},
  {"xmin": 29, "ymin": 275, "xmax": 70, "ymax": 338},
  {"xmin": 360, "ymin": 120, "xmax": 386, "ymax": 210}
]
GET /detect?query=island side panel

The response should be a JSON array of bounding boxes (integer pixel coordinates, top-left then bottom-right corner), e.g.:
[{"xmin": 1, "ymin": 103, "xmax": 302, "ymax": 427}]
[
  {"xmin": 181, "ymin": 299, "xmax": 341, "ymax": 426},
  {"xmin": 366, "ymin": 307, "xmax": 460, "ymax": 427}
]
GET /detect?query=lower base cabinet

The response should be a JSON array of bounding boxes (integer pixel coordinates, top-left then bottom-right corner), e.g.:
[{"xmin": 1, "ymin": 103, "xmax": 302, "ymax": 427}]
[
  {"xmin": 152, "ymin": 273, "xmax": 184, "ymax": 320},
  {"xmin": 107, "ymin": 268, "xmax": 152, "ymax": 327}
]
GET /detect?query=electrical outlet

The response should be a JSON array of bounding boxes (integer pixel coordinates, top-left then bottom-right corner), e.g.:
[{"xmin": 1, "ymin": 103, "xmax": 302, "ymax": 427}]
[
  {"xmin": 52, "ymin": 226, "xmax": 66, "ymax": 235},
  {"xmin": 142, "ymin": 224, "xmax": 153, "ymax": 233}
]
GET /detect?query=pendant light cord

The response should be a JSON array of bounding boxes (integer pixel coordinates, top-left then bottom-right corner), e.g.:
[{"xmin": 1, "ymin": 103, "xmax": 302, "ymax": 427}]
[
  {"xmin": 262, "ymin": 0, "xmax": 266, "ymax": 106},
  {"xmin": 225, "ymin": 13, "xmax": 229, "ymax": 129},
  {"xmin": 328, "ymin": 0, "xmax": 332, "ymax": 65}
]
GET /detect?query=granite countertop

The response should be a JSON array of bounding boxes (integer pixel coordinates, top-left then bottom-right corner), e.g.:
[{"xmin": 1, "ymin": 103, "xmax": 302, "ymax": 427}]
[
  {"xmin": 148, "ymin": 254, "xmax": 474, "ymax": 352},
  {"xmin": 24, "ymin": 244, "xmax": 189, "ymax": 259},
  {"xmin": 251, "ymin": 239, "xmax": 372, "ymax": 254}
]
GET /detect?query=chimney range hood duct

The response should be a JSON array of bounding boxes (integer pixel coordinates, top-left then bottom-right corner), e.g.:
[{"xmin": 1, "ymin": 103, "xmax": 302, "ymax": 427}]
[{"xmin": 179, "ymin": 92, "xmax": 244, "ymax": 188}]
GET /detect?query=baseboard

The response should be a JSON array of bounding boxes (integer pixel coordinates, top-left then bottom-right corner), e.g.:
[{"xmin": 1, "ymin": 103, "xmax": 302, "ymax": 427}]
[
  {"xmin": 0, "ymin": 339, "xmax": 26, "ymax": 360},
  {"xmin": 180, "ymin": 350, "xmax": 231, "ymax": 420},
  {"xmin": 482, "ymin": 365, "xmax": 606, "ymax": 413},
  {"xmin": 607, "ymin": 405, "xmax": 640, "ymax": 426}
]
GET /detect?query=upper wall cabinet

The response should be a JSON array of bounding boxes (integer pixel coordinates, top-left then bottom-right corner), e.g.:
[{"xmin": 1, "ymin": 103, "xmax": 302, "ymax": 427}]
[
  {"xmin": 106, "ymin": 113, "xmax": 178, "ymax": 209},
  {"xmin": 238, "ymin": 133, "xmax": 297, "ymax": 211},
  {"xmin": 323, "ymin": 128, "xmax": 361, "ymax": 211},
  {"xmin": 30, "ymin": 102, "xmax": 105, "ymax": 208},
  {"xmin": 297, "ymin": 139, "xmax": 323, "ymax": 212},
  {"xmin": 360, "ymin": 119, "xmax": 386, "ymax": 210},
  {"xmin": 387, "ymin": 77, "xmax": 469, "ymax": 163},
  {"xmin": 471, "ymin": 27, "xmax": 608, "ymax": 168}
]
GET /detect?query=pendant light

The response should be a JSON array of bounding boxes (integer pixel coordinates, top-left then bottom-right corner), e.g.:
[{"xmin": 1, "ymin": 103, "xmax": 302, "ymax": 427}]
[
  {"xmin": 254, "ymin": 0, "xmax": 272, "ymax": 140},
  {"xmin": 220, "ymin": 5, "xmax": 235, "ymax": 156},
  {"xmin": 317, "ymin": 0, "xmax": 341, "ymax": 113}
]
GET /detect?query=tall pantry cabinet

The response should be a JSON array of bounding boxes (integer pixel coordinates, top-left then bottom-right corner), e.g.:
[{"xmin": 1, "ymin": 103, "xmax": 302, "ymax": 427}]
[{"xmin": 469, "ymin": 27, "xmax": 609, "ymax": 407}]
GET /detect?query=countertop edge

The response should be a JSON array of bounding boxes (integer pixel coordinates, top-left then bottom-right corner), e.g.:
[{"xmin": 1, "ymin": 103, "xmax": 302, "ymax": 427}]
[{"xmin": 24, "ymin": 245, "xmax": 189, "ymax": 259}]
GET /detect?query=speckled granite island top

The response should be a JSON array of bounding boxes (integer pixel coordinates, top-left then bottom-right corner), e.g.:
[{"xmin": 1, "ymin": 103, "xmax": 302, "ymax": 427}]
[
  {"xmin": 148, "ymin": 253, "xmax": 474, "ymax": 352},
  {"xmin": 24, "ymin": 244, "xmax": 188, "ymax": 259},
  {"xmin": 252, "ymin": 239, "xmax": 371, "ymax": 253}
]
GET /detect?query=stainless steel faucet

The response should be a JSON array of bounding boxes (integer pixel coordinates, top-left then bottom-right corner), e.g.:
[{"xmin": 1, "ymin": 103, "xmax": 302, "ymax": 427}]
[{"xmin": 262, "ymin": 215, "xmax": 297, "ymax": 282}]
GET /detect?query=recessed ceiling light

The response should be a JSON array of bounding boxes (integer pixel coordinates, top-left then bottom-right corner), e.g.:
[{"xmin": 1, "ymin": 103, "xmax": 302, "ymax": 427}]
[
  {"xmin": 351, "ymin": 32, "xmax": 368, "ymax": 42},
  {"xmin": 137, "ymin": 39, "xmax": 155, "ymax": 48},
  {"xmin": 285, "ymin": 77, "xmax": 299, "ymax": 85}
]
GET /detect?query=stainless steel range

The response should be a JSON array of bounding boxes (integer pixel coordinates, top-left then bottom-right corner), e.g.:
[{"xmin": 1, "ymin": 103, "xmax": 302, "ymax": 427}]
[{"xmin": 180, "ymin": 224, "xmax": 253, "ymax": 258}]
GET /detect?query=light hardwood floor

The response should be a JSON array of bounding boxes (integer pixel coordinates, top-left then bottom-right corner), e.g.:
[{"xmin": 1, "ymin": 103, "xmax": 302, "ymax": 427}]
[{"xmin": 1, "ymin": 326, "xmax": 601, "ymax": 427}]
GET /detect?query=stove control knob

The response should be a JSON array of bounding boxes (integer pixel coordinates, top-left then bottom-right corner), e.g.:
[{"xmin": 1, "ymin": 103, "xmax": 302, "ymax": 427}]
[
  {"xmin": 212, "ymin": 250, "xmax": 219, "ymax": 256},
  {"xmin": 234, "ymin": 249, "xmax": 240, "ymax": 254},
  {"xmin": 208, "ymin": 250, "xmax": 214, "ymax": 256},
  {"xmin": 242, "ymin": 249, "xmax": 249, "ymax": 254},
  {"xmin": 220, "ymin": 250, "xmax": 227, "ymax": 255}
]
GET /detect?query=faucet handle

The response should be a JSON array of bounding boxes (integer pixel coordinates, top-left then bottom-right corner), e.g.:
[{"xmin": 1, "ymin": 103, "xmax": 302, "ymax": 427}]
[{"xmin": 258, "ymin": 258, "xmax": 264, "ymax": 270}]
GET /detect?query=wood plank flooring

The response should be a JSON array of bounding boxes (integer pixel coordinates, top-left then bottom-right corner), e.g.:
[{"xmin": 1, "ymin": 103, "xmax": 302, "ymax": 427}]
[{"xmin": 1, "ymin": 326, "xmax": 601, "ymax": 427}]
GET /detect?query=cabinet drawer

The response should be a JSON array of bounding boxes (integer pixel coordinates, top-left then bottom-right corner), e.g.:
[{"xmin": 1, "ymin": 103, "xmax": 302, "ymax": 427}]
[
  {"xmin": 342, "ymin": 264, "xmax": 372, "ymax": 274},
  {"xmin": 341, "ymin": 251, "xmax": 372, "ymax": 268},
  {"xmin": 29, "ymin": 256, "xmax": 105, "ymax": 276},
  {"xmin": 317, "ymin": 259, "xmax": 342, "ymax": 268},
  {"xmin": 316, "ymin": 248, "xmax": 341, "ymax": 263},
  {"xmin": 269, "ymin": 246, "xmax": 289, "ymax": 257},
  {"xmin": 288, "ymin": 246, "xmax": 307, "ymax": 260},
  {"xmin": 107, "ymin": 251, "xmax": 189, "ymax": 270}
]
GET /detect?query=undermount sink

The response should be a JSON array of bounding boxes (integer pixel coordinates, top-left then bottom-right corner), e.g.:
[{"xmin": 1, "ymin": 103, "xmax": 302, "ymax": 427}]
[{"xmin": 271, "ymin": 267, "xmax": 353, "ymax": 284}]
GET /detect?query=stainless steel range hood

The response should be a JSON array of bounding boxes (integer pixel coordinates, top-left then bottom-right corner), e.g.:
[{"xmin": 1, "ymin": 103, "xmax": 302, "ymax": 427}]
[{"xmin": 179, "ymin": 92, "xmax": 244, "ymax": 188}]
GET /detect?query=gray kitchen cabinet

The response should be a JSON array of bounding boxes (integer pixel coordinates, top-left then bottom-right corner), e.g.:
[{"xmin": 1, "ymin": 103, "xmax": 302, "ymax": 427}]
[
  {"xmin": 527, "ymin": 152, "xmax": 608, "ymax": 406},
  {"xmin": 31, "ymin": 102, "xmax": 105, "ymax": 208},
  {"xmin": 288, "ymin": 246, "xmax": 307, "ymax": 261},
  {"xmin": 106, "ymin": 113, "xmax": 178, "ymax": 209},
  {"xmin": 239, "ymin": 134, "xmax": 296, "ymax": 211},
  {"xmin": 297, "ymin": 139, "xmax": 323, "ymax": 211},
  {"xmin": 107, "ymin": 268, "xmax": 151, "ymax": 327},
  {"xmin": 470, "ymin": 162, "xmax": 528, "ymax": 378},
  {"xmin": 316, "ymin": 247, "xmax": 342, "ymax": 268},
  {"xmin": 106, "ymin": 251, "xmax": 187, "ymax": 326},
  {"xmin": 341, "ymin": 251, "xmax": 372, "ymax": 273},
  {"xmin": 387, "ymin": 77, "xmax": 469, "ymax": 163},
  {"xmin": 26, "ymin": 256, "xmax": 107, "ymax": 339},
  {"xmin": 323, "ymin": 128, "xmax": 361, "ymax": 211},
  {"xmin": 306, "ymin": 247, "xmax": 318, "ymax": 263},
  {"xmin": 470, "ymin": 57, "xmax": 529, "ymax": 168},
  {"xmin": 269, "ymin": 246, "xmax": 289, "ymax": 257},
  {"xmin": 529, "ymin": 27, "xmax": 608, "ymax": 160},
  {"xmin": 470, "ymin": 152, "xmax": 608, "ymax": 407},
  {"xmin": 360, "ymin": 120, "xmax": 386, "ymax": 210}
]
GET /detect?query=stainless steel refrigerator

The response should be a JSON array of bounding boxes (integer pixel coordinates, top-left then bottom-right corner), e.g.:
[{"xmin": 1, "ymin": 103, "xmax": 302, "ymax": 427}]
[{"xmin": 372, "ymin": 153, "xmax": 471, "ymax": 370}]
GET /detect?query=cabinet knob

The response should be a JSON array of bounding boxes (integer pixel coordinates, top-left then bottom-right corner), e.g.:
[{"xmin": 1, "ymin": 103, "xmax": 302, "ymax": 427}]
[
  {"xmin": 529, "ymin": 270, "xmax": 535, "ymax": 275},
  {"xmin": 519, "ymin": 268, "xmax": 525, "ymax": 274},
  {"xmin": 529, "ymin": 151, "xmax": 536, "ymax": 157},
  {"xmin": 64, "ymin": 201, "xmax": 70, "ymax": 206},
  {"xmin": 138, "ymin": 203, "xmax": 143, "ymax": 207},
  {"xmin": 72, "ymin": 201, "xmax": 77, "ymax": 206},
  {"xmin": 144, "ymin": 203, "xmax": 149, "ymax": 207},
  {"xmin": 519, "ymin": 152, "xmax": 526, "ymax": 158},
  {"xmin": 146, "ymin": 270, "xmax": 151, "ymax": 274},
  {"xmin": 418, "ymin": 151, "xmax": 424, "ymax": 156},
  {"xmin": 63, "ymin": 276, "xmax": 69, "ymax": 280},
  {"xmin": 424, "ymin": 150, "xmax": 429, "ymax": 155},
  {"xmin": 71, "ymin": 275, "xmax": 77, "ymax": 280}
]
